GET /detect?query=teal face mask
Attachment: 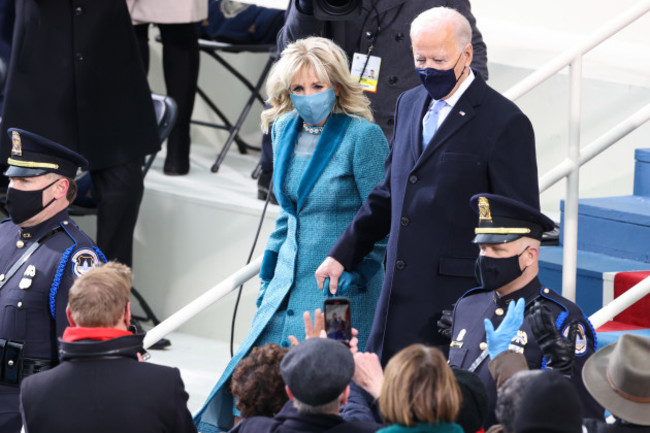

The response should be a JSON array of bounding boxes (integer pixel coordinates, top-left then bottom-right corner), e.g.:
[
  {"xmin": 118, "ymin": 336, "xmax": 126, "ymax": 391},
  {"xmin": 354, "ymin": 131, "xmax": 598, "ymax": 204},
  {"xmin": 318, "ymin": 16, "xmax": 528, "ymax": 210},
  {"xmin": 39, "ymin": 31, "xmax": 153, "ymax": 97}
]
[{"xmin": 289, "ymin": 86, "xmax": 336, "ymax": 126}]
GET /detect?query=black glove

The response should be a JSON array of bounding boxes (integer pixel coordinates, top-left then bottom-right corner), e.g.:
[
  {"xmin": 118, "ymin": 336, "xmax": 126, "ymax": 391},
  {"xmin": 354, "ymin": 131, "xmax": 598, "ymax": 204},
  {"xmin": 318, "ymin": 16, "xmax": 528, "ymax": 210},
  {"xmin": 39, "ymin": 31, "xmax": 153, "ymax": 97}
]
[
  {"xmin": 528, "ymin": 300, "xmax": 578, "ymax": 376},
  {"xmin": 437, "ymin": 308, "xmax": 453, "ymax": 340},
  {"xmin": 296, "ymin": 0, "xmax": 314, "ymax": 14}
]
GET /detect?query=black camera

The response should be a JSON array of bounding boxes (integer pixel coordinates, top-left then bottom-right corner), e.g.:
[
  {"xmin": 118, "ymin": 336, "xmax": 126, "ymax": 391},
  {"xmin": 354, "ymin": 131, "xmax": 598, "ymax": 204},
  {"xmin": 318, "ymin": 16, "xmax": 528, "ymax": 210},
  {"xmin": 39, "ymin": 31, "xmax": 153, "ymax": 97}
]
[{"xmin": 313, "ymin": 0, "xmax": 361, "ymax": 21}]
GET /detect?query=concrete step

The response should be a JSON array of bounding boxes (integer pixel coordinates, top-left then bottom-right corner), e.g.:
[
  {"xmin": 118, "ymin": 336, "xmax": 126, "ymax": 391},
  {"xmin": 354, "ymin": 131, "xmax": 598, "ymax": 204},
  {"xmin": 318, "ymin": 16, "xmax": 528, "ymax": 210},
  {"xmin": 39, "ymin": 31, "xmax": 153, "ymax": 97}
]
[
  {"xmin": 559, "ymin": 195, "xmax": 650, "ymax": 262},
  {"xmin": 538, "ymin": 246, "xmax": 648, "ymax": 315}
]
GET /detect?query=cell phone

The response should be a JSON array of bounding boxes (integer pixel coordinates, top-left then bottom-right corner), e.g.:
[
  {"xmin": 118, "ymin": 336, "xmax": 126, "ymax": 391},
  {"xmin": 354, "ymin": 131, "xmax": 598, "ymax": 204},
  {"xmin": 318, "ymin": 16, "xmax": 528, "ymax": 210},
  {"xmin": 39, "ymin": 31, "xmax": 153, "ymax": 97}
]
[{"xmin": 324, "ymin": 297, "xmax": 352, "ymax": 345}]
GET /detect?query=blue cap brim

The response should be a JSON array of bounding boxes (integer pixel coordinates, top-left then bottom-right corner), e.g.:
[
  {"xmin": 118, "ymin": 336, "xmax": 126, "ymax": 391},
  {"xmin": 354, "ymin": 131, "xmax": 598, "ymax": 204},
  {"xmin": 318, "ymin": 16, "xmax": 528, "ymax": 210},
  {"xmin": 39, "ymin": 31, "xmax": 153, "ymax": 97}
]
[{"xmin": 4, "ymin": 166, "xmax": 49, "ymax": 178}]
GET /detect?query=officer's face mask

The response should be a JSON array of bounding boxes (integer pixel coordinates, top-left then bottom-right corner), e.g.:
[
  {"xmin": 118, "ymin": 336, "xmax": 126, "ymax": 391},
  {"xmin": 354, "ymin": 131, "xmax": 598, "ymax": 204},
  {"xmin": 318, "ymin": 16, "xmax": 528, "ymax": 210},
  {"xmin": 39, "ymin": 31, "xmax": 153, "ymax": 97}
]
[
  {"xmin": 415, "ymin": 52, "xmax": 465, "ymax": 100},
  {"xmin": 290, "ymin": 86, "xmax": 336, "ymax": 126},
  {"xmin": 475, "ymin": 246, "xmax": 529, "ymax": 291},
  {"xmin": 6, "ymin": 178, "xmax": 60, "ymax": 225}
]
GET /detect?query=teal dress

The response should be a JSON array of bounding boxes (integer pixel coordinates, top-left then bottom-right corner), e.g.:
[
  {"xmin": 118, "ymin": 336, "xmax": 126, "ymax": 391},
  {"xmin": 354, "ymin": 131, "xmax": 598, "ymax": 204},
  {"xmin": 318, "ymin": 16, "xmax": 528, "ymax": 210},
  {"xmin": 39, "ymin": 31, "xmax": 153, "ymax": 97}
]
[
  {"xmin": 378, "ymin": 422, "xmax": 464, "ymax": 433},
  {"xmin": 194, "ymin": 112, "xmax": 389, "ymax": 432}
]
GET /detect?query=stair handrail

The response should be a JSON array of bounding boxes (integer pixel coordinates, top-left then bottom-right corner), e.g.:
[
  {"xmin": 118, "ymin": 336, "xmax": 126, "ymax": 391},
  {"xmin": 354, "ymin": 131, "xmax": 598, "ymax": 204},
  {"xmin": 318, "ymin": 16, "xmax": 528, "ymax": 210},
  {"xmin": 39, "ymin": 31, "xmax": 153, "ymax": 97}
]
[
  {"xmin": 503, "ymin": 0, "xmax": 650, "ymax": 101},
  {"xmin": 539, "ymin": 103, "xmax": 650, "ymax": 192},
  {"xmin": 589, "ymin": 275, "xmax": 650, "ymax": 329},
  {"xmin": 503, "ymin": 0, "xmax": 650, "ymax": 301},
  {"xmin": 143, "ymin": 255, "xmax": 262, "ymax": 349}
]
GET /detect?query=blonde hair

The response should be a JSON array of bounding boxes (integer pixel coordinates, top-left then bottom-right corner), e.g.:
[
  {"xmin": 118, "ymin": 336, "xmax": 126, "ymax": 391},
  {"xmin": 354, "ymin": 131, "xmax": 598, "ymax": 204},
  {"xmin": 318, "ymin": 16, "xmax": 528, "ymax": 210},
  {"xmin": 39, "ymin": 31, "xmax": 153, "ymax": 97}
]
[
  {"xmin": 261, "ymin": 36, "xmax": 373, "ymax": 132},
  {"xmin": 68, "ymin": 262, "xmax": 132, "ymax": 327},
  {"xmin": 410, "ymin": 7, "xmax": 472, "ymax": 51},
  {"xmin": 379, "ymin": 344, "xmax": 462, "ymax": 427}
]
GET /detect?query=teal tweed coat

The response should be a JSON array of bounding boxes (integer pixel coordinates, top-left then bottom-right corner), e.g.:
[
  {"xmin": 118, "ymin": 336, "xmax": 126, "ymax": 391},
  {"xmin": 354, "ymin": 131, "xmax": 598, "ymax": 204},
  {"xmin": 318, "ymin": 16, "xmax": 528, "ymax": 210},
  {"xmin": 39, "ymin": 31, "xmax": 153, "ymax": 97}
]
[{"xmin": 194, "ymin": 112, "xmax": 389, "ymax": 432}]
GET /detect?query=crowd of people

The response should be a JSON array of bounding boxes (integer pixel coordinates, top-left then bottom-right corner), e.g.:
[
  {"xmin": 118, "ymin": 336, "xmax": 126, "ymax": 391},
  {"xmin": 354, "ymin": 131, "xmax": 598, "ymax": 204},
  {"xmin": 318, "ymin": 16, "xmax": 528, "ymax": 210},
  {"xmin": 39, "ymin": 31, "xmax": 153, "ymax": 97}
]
[{"xmin": 0, "ymin": 1, "xmax": 648, "ymax": 433}]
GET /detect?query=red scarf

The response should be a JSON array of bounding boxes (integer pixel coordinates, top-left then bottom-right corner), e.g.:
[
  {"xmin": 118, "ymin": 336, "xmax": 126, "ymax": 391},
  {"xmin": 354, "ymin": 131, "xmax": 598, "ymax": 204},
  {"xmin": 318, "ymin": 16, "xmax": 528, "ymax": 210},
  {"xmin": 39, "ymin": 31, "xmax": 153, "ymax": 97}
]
[{"xmin": 62, "ymin": 327, "xmax": 132, "ymax": 342}]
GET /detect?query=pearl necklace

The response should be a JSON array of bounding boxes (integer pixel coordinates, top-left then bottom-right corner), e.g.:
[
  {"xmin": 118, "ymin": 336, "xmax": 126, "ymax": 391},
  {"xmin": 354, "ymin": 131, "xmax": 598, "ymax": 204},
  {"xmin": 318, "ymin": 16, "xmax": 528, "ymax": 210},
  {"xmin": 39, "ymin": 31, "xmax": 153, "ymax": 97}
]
[{"xmin": 302, "ymin": 123, "xmax": 324, "ymax": 135}]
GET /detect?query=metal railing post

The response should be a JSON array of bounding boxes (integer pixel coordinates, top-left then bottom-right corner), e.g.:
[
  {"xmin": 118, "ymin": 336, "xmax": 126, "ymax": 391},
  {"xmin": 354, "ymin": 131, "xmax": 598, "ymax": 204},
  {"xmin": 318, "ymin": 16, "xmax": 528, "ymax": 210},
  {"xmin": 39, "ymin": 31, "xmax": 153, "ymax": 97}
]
[{"xmin": 561, "ymin": 57, "xmax": 583, "ymax": 301}]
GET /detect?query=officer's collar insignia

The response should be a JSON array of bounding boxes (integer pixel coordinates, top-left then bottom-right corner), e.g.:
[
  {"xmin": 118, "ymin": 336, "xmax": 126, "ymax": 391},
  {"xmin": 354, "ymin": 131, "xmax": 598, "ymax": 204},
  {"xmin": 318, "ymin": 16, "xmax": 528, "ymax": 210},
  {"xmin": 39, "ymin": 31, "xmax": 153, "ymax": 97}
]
[
  {"xmin": 72, "ymin": 249, "xmax": 100, "ymax": 278},
  {"xmin": 19, "ymin": 265, "xmax": 36, "ymax": 290},
  {"xmin": 563, "ymin": 323, "xmax": 588, "ymax": 356},
  {"xmin": 478, "ymin": 196, "xmax": 492, "ymax": 223},
  {"xmin": 11, "ymin": 130, "xmax": 22, "ymax": 157}
]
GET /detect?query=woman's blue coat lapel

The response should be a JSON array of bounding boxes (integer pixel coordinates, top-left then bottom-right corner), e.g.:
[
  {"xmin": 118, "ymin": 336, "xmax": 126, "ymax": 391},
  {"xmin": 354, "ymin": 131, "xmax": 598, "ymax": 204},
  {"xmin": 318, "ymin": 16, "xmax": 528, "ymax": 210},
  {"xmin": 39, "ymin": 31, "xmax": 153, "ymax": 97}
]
[{"xmin": 273, "ymin": 113, "xmax": 352, "ymax": 214}]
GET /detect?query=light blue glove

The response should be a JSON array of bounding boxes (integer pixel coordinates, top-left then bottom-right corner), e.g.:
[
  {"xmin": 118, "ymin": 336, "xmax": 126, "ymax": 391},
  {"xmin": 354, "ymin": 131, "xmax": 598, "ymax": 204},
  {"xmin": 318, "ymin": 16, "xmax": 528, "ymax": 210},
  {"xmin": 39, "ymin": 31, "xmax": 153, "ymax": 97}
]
[
  {"xmin": 337, "ymin": 270, "xmax": 363, "ymax": 294},
  {"xmin": 484, "ymin": 297, "xmax": 525, "ymax": 359},
  {"xmin": 257, "ymin": 279, "xmax": 271, "ymax": 308}
]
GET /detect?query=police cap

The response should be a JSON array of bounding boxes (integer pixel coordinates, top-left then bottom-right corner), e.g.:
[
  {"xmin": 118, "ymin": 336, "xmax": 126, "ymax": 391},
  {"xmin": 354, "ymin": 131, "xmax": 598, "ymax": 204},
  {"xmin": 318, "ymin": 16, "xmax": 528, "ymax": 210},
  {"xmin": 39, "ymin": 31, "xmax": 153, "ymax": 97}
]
[
  {"xmin": 470, "ymin": 193, "xmax": 554, "ymax": 244},
  {"xmin": 4, "ymin": 128, "xmax": 88, "ymax": 178}
]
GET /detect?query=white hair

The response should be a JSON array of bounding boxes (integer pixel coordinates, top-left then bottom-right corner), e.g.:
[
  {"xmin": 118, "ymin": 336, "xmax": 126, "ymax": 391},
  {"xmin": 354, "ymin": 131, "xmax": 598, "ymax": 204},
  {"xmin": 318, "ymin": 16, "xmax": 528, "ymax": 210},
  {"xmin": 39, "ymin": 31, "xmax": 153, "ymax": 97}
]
[{"xmin": 410, "ymin": 7, "xmax": 472, "ymax": 51}]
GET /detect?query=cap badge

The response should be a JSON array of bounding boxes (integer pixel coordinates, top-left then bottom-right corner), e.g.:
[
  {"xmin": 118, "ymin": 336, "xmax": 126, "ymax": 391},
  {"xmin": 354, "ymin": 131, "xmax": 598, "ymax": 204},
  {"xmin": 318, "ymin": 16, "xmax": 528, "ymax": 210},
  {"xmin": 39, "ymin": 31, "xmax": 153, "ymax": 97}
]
[
  {"xmin": 478, "ymin": 196, "xmax": 492, "ymax": 222},
  {"xmin": 11, "ymin": 131, "xmax": 22, "ymax": 157}
]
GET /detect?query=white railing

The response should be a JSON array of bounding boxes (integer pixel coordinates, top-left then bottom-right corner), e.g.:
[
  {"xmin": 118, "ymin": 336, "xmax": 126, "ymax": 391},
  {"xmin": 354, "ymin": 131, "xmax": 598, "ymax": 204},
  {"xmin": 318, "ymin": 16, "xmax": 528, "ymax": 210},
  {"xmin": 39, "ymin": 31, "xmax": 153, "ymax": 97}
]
[
  {"xmin": 143, "ymin": 2, "xmax": 650, "ymax": 345},
  {"xmin": 505, "ymin": 0, "xmax": 650, "ymax": 302}
]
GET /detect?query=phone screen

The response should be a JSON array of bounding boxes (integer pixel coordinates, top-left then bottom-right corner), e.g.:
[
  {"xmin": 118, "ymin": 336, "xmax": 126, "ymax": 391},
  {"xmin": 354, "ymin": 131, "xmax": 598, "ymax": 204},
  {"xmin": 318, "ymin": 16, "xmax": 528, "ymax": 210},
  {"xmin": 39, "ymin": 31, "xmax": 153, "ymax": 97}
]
[{"xmin": 324, "ymin": 297, "xmax": 352, "ymax": 345}]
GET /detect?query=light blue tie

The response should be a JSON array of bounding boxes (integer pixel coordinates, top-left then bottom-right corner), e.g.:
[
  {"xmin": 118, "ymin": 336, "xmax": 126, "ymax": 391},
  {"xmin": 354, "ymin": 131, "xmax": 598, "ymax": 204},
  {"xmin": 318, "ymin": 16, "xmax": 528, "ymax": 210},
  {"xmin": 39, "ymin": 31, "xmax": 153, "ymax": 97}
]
[{"xmin": 422, "ymin": 100, "xmax": 447, "ymax": 149}]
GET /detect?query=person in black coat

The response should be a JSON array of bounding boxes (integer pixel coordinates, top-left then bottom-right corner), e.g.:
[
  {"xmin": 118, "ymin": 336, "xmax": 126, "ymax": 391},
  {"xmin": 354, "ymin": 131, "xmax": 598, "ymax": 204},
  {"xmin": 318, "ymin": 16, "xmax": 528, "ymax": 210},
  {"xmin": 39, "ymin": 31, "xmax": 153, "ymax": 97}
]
[
  {"xmin": 316, "ymin": 6, "xmax": 539, "ymax": 365},
  {"xmin": 449, "ymin": 193, "xmax": 602, "ymax": 425},
  {"xmin": 231, "ymin": 338, "xmax": 382, "ymax": 433},
  {"xmin": 0, "ymin": 129, "xmax": 104, "ymax": 433},
  {"xmin": 19, "ymin": 262, "xmax": 196, "ymax": 433},
  {"xmin": 0, "ymin": 0, "xmax": 160, "ymax": 267}
]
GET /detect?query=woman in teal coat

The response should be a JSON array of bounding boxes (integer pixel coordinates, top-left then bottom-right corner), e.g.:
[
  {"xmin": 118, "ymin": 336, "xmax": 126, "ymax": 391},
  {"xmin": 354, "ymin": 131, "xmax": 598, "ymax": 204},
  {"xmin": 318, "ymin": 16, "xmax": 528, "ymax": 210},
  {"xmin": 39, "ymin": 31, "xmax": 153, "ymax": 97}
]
[{"xmin": 195, "ymin": 36, "xmax": 389, "ymax": 432}]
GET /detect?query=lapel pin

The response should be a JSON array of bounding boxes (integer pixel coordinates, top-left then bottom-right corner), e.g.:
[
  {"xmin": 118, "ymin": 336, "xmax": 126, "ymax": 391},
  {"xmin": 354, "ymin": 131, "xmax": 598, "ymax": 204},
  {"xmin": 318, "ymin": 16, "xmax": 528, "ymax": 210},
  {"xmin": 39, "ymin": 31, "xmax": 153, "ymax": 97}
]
[{"xmin": 459, "ymin": 111, "xmax": 466, "ymax": 116}]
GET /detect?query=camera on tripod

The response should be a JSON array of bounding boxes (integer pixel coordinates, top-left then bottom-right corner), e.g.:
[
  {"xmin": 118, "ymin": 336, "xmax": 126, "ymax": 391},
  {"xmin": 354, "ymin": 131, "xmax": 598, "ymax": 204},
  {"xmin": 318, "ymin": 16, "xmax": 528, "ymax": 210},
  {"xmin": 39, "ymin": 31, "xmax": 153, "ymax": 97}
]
[{"xmin": 313, "ymin": 0, "xmax": 361, "ymax": 20}]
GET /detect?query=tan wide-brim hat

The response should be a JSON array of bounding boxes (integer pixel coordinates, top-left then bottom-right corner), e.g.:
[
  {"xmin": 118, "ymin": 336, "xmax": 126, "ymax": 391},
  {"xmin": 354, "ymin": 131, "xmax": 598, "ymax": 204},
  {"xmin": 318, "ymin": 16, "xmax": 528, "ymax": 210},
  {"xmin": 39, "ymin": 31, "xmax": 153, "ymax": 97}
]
[{"xmin": 582, "ymin": 333, "xmax": 650, "ymax": 425}]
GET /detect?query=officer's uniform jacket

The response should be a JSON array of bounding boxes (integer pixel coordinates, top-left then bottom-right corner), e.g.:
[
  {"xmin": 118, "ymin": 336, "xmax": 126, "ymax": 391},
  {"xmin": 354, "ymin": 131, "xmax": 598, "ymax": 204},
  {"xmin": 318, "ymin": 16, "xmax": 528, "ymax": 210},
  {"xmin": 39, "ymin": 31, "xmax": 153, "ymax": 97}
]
[
  {"xmin": 449, "ymin": 277, "xmax": 603, "ymax": 423},
  {"xmin": 0, "ymin": 209, "xmax": 104, "ymax": 381}
]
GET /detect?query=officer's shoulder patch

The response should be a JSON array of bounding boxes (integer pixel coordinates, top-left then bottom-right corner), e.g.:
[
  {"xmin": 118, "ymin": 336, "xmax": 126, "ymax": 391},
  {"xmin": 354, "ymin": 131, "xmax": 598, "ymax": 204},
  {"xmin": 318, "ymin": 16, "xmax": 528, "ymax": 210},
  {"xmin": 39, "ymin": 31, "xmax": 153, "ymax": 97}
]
[
  {"xmin": 71, "ymin": 249, "xmax": 100, "ymax": 278},
  {"xmin": 562, "ymin": 322, "xmax": 588, "ymax": 356}
]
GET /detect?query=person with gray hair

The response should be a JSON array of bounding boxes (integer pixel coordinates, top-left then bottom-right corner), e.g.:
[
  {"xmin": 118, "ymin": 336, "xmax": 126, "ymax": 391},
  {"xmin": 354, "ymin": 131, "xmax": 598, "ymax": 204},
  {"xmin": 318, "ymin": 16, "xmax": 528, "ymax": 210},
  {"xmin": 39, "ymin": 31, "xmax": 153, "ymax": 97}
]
[{"xmin": 230, "ymin": 338, "xmax": 382, "ymax": 433}]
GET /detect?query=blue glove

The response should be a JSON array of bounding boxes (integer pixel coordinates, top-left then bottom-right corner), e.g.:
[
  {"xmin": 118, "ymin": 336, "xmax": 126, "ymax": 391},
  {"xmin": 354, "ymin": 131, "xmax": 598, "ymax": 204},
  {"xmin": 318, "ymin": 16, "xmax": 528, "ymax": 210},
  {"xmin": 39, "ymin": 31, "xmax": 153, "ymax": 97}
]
[
  {"xmin": 260, "ymin": 250, "xmax": 278, "ymax": 281},
  {"xmin": 484, "ymin": 297, "xmax": 525, "ymax": 359},
  {"xmin": 337, "ymin": 270, "xmax": 363, "ymax": 294},
  {"xmin": 257, "ymin": 279, "xmax": 271, "ymax": 308}
]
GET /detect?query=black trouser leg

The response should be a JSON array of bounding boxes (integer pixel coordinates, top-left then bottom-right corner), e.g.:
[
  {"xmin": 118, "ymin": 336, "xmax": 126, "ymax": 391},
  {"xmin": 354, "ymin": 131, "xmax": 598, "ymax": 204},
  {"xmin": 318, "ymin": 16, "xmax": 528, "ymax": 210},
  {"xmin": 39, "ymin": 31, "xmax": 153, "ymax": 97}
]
[
  {"xmin": 90, "ymin": 160, "xmax": 144, "ymax": 267},
  {"xmin": 159, "ymin": 23, "xmax": 199, "ymax": 175},
  {"xmin": 133, "ymin": 23, "xmax": 151, "ymax": 74}
]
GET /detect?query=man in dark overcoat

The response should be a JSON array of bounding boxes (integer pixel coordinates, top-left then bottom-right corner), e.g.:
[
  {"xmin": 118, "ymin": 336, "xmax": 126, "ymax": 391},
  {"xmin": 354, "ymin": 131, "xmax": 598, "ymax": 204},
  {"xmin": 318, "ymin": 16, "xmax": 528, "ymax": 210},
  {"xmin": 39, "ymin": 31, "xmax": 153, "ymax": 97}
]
[
  {"xmin": 316, "ymin": 6, "xmax": 539, "ymax": 365},
  {"xmin": 0, "ymin": 0, "xmax": 160, "ymax": 267},
  {"xmin": 0, "ymin": 128, "xmax": 104, "ymax": 432},
  {"xmin": 19, "ymin": 262, "xmax": 196, "ymax": 433}
]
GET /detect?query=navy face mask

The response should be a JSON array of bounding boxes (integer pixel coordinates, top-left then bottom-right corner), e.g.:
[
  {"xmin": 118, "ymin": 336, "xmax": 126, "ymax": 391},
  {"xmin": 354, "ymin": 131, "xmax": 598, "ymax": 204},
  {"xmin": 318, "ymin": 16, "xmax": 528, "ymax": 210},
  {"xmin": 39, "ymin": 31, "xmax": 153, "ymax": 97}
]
[
  {"xmin": 5, "ymin": 179, "xmax": 59, "ymax": 225},
  {"xmin": 415, "ymin": 52, "xmax": 465, "ymax": 100},
  {"xmin": 475, "ymin": 246, "xmax": 529, "ymax": 291}
]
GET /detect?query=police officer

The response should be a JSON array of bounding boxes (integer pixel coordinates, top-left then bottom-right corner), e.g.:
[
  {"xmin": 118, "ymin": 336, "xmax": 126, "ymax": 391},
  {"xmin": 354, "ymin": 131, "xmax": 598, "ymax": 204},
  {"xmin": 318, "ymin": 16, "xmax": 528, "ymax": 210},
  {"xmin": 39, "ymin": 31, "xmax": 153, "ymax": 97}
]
[
  {"xmin": 0, "ymin": 128, "xmax": 104, "ymax": 432},
  {"xmin": 449, "ymin": 193, "xmax": 603, "ymax": 426}
]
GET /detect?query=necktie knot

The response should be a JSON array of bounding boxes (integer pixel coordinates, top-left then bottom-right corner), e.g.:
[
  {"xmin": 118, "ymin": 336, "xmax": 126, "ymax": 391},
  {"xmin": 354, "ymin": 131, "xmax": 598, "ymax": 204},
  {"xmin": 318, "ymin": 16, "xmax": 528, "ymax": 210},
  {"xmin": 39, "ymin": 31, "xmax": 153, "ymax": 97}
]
[{"xmin": 422, "ymin": 100, "xmax": 447, "ymax": 148}]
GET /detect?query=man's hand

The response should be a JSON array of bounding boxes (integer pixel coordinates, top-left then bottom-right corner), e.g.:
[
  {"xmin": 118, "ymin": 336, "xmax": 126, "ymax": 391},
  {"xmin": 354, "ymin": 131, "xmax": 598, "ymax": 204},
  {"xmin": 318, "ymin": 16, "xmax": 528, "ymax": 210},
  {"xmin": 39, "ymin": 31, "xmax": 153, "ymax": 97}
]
[
  {"xmin": 484, "ymin": 297, "xmax": 525, "ymax": 359},
  {"xmin": 528, "ymin": 301, "xmax": 577, "ymax": 376},
  {"xmin": 437, "ymin": 308, "xmax": 453, "ymax": 339},
  {"xmin": 352, "ymin": 352, "xmax": 384, "ymax": 399},
  {"xmin": 315, "ymin": 256, "xmax": 344, "ymax": 295}
]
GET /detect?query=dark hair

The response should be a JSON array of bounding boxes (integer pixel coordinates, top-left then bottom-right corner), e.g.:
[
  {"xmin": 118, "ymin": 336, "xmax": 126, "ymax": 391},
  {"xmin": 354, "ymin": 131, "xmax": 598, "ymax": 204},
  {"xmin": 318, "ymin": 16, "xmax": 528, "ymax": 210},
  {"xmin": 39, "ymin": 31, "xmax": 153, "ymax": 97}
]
[{"xmin": 231, "ymin": 343, "xmax": 289, "ymax": 418}]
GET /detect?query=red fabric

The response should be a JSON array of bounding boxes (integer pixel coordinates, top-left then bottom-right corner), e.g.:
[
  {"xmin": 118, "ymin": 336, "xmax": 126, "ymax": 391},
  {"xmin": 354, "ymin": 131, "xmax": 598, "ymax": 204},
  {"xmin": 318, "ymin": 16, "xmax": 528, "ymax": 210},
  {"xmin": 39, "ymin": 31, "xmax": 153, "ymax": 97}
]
[
  {"xmin": 596, "ymin": 321, "xmax": 646, "ymax": 333},
  {"xmin": 62, "ymin": 327, "xmax": 132, "ymax": 342},
  {"xmin": 613, "ymin": 271, "xmax": 650, "ymax": 328}
]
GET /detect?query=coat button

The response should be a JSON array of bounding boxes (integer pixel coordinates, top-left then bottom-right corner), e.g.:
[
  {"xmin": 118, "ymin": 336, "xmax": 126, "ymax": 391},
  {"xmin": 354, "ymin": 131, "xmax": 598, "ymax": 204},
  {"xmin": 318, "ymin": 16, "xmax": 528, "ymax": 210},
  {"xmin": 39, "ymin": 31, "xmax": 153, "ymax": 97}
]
[
  {"xmin": 395, "ymin": 32, "xmax": 405, "ymax": 41},
  {"xmin": 16, "ymin": 240, "xmax": 24, "ymax": 248},
  {"xmin": 281, "ymin": 340, "xmax": 290, "ymax": 348},
  {"xmin": 543, "ymin": 288, "xmax": 550, "ymax": 294},
  {"xmin": 479, "ymin": 342, "xmax": 487, "ymax": 351},
  {"xmin": 395, "ymin": 260, "xmax": 406, "ymax": 270},
  {"xmin": 387, "ymin": 118, "xmax": 394, "ymax": 126},
  {"xmin": 287, "ymin": 309, "xmax": 294, "ymax": 316},
  {"xmin": 0, "ymin": 274, "xmax": 4, "ymax": 281},
  {"xmin": 76, "ymin": 53, "xmax": 84, "ymax": 61},
  {"xmin": 388, "ymin": 76, "xmax": 398, "ymax": 85},
  {"xmin": 400, "ymin": 217, "xmax": 410, "ymax": 227},
  {"xmin": 495, "ymin": 308, "xmax": 504, "ymax": 316},
  {"xmin": 8, "ymin": 360, "xmax": 14, "ymax": 367},
  {"xmin": 17, "ymin": 302, "xmax": 22, "ymax": 308},
  {"xmin": 409, "ymin": 175, "xmax": 418, "ymax": 184},
  {"xmin": 74, "ymin": 6, "xmax": 83, "ymax": 15}
]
